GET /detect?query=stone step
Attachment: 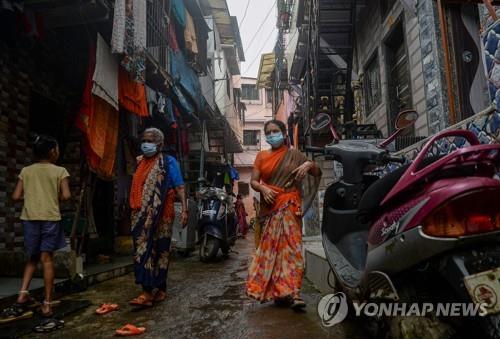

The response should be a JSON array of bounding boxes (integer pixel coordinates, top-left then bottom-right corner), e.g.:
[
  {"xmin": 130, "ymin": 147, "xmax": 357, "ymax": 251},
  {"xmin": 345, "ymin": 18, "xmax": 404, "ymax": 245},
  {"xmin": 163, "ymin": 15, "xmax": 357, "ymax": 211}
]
[{"xmin": 304, "ymin": 241, "xmax": 335, "ymax": 294}]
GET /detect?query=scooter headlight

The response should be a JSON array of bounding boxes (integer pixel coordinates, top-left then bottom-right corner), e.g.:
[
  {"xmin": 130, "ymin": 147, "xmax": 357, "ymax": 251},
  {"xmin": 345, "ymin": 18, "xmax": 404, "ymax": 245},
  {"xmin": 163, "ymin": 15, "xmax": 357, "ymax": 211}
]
[{"xmin": 422, "ymin": 189, "xmax": 500, "ymax": 238}]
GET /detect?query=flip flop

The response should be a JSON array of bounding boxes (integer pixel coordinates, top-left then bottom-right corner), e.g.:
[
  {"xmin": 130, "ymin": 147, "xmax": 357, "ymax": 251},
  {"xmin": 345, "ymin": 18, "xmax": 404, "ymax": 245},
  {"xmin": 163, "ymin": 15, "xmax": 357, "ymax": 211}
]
[
  {"xmin": 33, "ymin": 317, "xmax": 65, "ymax": 333},
  {"xmin": 115, "ymin": 324, "xmax": 146, "ymax": 336},
  {"xmin": 96, "ymin": 303, "xmax": 119, "ymax": 315},
  {"xmin": 129, "ymin": 294, "xmax": 153, "ymax": 308},
  {"xmin": 0, "ymin": 303, "xmax": 34, "ymax": 324}
]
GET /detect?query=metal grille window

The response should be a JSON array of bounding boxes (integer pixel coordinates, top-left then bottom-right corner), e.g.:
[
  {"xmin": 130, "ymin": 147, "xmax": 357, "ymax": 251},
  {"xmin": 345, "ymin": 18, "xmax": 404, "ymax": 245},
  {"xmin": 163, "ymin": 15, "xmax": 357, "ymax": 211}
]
[
  {"xmin": 147, "ymin": 0, "xmax": 168, "ymax": 69},
  {"xmin": 266, "ymin": 89, "xmax": 273, "ymax": 104},
  {"xmin": 364, "ymin": 55, "xmax": 382, "ymax": 114},
  {"xmin": 241, "ymin": 84, "xmax": 260, "ymax": 100},
  {"xmin": 243, "ymin": 130, "xmax": 260, "ymax": 146}
]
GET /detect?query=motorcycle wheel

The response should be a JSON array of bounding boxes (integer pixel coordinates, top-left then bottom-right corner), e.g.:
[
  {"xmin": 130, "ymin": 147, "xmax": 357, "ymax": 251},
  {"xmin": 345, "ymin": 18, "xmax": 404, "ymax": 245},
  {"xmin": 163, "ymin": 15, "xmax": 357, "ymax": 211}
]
[{"xmin": 199, "ymin": 233, "xmax": 220, "ymax": 262}]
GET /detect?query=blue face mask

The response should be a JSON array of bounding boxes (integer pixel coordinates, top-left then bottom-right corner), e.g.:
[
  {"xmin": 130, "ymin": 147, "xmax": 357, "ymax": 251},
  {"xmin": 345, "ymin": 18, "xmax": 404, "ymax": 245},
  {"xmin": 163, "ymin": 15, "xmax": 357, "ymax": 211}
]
[
  {"xmin": 266, "ymin": 132, "xmax": 284, "ymax": 147},
  {"xmin": 141, "ymin": 142, "xmax": 158, "ymax": 157}
]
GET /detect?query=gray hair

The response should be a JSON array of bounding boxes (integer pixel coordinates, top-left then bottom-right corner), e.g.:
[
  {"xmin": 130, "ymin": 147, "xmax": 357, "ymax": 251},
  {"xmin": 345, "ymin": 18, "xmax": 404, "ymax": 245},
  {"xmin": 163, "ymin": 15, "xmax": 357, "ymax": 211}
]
[{"xmin": 143, "ymin": 127, "xmax": 164, "ymax": 144}]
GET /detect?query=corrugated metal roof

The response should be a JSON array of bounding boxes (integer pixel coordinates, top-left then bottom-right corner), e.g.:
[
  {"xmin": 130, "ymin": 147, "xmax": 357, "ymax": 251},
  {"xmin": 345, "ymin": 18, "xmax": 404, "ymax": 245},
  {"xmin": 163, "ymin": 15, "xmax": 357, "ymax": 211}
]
[
  {"xmin": 205, "ymin": 0, "xmax": 244, "ymax": 74},
  {"xmin": 257, "ymin": 53, "xmax": 276, "ymax": 88}
]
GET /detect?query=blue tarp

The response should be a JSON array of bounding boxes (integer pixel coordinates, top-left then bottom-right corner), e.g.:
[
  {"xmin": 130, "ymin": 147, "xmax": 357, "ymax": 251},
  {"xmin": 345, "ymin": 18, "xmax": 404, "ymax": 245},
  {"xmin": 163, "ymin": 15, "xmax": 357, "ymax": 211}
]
[
  {"xmin": 169, "ymin": 48, "xmax": 202, "ymax": 114},
  {"xmin": 171, "ymin": 84, "xmax": 195, "ymax": 116}
]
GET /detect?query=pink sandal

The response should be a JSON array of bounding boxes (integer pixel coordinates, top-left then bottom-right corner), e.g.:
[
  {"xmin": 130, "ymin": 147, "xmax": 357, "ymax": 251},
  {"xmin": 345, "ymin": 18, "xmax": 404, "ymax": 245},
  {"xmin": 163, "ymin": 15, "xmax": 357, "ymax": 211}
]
[{"xmin": 115, "ymin": 324, "xmax": 146, "ymax": 336}]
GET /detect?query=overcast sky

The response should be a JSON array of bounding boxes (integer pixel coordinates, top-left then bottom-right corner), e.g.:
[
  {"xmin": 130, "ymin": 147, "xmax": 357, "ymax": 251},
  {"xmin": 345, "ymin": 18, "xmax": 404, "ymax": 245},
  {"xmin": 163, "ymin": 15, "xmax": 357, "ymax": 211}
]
[{"xmin": 226, "ymin": 0, "xmax": 278, "ymax": 78}]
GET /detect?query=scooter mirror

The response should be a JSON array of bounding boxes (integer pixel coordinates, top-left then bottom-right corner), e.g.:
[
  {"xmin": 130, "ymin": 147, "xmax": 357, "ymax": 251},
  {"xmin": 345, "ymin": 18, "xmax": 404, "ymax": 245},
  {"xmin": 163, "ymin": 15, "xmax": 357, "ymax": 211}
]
[
  {"xmin": 395, "ymin": 110, "xmax": 418, "ymax": 130},
  {"xmin": 311, "ymin": 113, "xmax": 332, "ymax": 131}
]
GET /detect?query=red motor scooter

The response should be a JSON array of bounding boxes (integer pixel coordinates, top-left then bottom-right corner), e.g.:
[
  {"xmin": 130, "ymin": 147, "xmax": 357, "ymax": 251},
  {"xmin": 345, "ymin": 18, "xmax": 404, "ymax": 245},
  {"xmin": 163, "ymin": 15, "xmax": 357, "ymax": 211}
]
[{"xmin": 308, "ymin": 110, "xmax": 500, "ymax": 338}]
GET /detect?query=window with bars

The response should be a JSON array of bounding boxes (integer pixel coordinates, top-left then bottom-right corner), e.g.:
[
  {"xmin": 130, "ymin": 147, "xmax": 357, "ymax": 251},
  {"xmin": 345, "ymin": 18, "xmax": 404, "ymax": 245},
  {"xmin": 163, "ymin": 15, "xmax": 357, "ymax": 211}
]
[
  {"xmin": 266, "ymin": 89, "xmax": 273, "ymax": 105},
  {"xmin": 364, "ymin": 55, "xmax": 382, "ymax": 114},
  {"xmin": 147, "ymin": 0, "xmax": 169, "ymax": 69},
  {"xmin": 243, "ymin": 130, "xmax": 260, "ymax": 146},
  {"xmin": 241, "ymin": 84, "xmax": 260, "ymax": 101}
]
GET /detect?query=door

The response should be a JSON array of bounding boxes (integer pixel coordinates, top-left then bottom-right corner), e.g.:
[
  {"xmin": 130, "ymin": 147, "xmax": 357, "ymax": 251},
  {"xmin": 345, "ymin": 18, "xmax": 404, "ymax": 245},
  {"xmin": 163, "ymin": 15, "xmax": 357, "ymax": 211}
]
[
  {"xmin": 449, "ymin": 4, "xmax": 490, "ymax": 120},
  {"xmin": 385, "ymin": 22, "xmax": 413, "ymax": 136}
]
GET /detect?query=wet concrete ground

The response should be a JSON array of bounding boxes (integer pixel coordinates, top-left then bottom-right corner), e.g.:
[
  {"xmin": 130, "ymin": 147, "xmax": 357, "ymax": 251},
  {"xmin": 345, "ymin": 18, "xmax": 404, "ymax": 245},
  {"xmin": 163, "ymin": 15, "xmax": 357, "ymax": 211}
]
[{"xmin": 34, "ymin": 236, "xmax": 367, "ymax": 339}]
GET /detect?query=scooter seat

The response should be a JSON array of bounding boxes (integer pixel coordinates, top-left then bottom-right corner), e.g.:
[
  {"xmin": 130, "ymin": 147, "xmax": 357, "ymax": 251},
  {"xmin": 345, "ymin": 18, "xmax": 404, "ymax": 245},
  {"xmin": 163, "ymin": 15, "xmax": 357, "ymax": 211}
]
[{"xmin": 358, "ymin": 156, "xmax": 441, "ymax": 222}]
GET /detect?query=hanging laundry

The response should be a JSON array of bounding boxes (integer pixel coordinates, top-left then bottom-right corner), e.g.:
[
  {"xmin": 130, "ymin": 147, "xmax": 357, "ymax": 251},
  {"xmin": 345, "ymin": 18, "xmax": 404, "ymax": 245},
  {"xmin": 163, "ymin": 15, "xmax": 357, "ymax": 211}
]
[
  {"xmin": 184, "ymin": 9, "xmax": 198, "ymax": 55},
  {"xmin": 119, "ymin": 67, "xmax": 149, "ymax": 117},
  {"xmin": 145, "ymin": 86, "xmax": 157, "ymax": 117},
  {"xmin": 171, "ymin": 0, "xmax": 186, "ymax": 28},
  {"xmin": 165, "ymin": 97, "xmax": 177, "ymax": 128},
  {"xmin": 111, "ymin": 0, "xmax": 146, "ymax": 83},
  {"xmin": 89, "ymin": 98, "xmax": 120, "ymax": 177},
  {"xmin": 78, "ymin": 43, "xmax": 120, "ymax": 179},
  {"xmin": 168, "ymin": 22, "xmax": 179, "ymax": 51},
  {"xmin": 93, "ymin": 34, "xmax": 119, "ymax": 110}
]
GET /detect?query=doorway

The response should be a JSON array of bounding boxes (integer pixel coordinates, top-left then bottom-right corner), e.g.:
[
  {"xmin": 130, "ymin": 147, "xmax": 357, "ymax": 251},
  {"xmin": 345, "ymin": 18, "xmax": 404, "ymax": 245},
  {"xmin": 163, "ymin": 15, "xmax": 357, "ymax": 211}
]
[{"xmin": 385, "ymin": 21, "xmax": 413, "ymax": 136}]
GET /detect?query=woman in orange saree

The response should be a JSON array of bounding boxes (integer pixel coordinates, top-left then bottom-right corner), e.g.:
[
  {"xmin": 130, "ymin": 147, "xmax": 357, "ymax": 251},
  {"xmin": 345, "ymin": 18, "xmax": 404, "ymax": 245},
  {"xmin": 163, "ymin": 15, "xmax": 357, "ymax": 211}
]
[{"xmin": 246, "ymin": 120, "xmax": 322, "ymax": 310}]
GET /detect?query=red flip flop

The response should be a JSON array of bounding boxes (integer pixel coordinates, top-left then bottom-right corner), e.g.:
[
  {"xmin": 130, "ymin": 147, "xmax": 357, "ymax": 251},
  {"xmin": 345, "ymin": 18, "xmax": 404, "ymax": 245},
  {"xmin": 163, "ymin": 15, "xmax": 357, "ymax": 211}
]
[
  {"xmin": 95, "ymin": 303, "xmax": 119, "ymax": 315},
  {"xmin": 115, "ymin": 324, "xmax": 146, "ymax": 336}
]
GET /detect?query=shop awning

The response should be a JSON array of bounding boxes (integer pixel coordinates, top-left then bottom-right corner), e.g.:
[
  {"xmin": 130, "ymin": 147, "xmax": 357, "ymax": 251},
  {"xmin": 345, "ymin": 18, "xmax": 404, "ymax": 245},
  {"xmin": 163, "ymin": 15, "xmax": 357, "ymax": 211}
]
[{"xmin": 257, "ymin": 53, "xmax": 275, "ymax": 88}]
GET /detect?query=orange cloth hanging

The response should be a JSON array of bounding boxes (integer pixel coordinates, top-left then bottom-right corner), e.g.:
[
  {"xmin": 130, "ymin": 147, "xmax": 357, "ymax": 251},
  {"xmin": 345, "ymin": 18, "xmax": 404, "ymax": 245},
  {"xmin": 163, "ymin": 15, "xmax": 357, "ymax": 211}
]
[
  {"xmin": 78, "ymin": 43, "xmax": 119, "ymax": 179},
  {"xmin": 118, "ymin": 67, "xmax": 149, "ymax": 117}
]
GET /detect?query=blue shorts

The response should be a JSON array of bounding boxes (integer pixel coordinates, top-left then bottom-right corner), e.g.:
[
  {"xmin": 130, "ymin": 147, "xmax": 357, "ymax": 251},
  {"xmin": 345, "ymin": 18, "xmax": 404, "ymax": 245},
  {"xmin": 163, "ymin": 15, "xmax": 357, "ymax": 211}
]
[{"xmin": 23, "ymin": 221, "xmax": 67, "ymax": 257}]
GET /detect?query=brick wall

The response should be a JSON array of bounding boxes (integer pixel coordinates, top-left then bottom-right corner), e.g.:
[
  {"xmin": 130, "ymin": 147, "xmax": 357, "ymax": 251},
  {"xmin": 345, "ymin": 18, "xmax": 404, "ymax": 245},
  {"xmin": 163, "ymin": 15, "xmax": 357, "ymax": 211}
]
[
  {"xmin": 0, "ymin": 39, "xmax": 83, "ymax": 256},
  {"xmin": 0, "ymin": 42, "xmax": 35, "ymax": 253}
]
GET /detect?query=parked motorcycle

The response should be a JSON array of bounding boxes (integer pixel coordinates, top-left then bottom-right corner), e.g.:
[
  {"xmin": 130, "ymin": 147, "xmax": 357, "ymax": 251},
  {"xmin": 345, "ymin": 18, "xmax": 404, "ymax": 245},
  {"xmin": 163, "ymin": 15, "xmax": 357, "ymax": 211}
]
[
  {"xmin": 197, "ymin": 181, "xmax": 238, "ymax": 262},
  {"xmin": 308, "ymin": 110, "xmax": 500, "ymax": 338}
]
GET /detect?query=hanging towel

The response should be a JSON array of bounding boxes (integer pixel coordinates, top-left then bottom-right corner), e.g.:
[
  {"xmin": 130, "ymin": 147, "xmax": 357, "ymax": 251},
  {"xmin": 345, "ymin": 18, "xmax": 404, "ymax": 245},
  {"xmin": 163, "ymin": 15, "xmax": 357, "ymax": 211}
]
[
  {"xmin": 168, "ymin": 22, "xmax": 179, "ymax": 51},
  {"xmin": 184, "ymin": 9, "xmax": 198, "ymax": 55},
  {"xmin": 111, "ymin": 0, "xmax": 146, "ymax": 83},
  {"xmin": 93, "ymin": 34, "xmax": 119, "ymax": 110},
  {"xmin": 78, "ymin": 43, "xmax": 120, "ymax": 179},
  {"xmin": 119, "ymin": 67, "xmax": 149, "ymax": 117}
]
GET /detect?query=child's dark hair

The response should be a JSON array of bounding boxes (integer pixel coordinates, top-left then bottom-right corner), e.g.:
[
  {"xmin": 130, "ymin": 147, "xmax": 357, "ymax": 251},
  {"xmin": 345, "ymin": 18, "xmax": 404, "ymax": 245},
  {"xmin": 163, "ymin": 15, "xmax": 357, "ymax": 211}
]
[
  {"xmin": 264, "ymin": 119, "xmax": 287, "ymax": 135},
  {"xmin": 32, "ymin": 134, "xmax": 58, "ymax": 160}
]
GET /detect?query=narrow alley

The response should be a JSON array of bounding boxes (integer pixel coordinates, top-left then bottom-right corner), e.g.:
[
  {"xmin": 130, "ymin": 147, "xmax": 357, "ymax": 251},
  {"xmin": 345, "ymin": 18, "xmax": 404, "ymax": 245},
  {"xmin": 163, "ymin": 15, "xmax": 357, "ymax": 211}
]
[{"xmin": 48, "ymin": 238, "xmax": 364, "ymax": 339}]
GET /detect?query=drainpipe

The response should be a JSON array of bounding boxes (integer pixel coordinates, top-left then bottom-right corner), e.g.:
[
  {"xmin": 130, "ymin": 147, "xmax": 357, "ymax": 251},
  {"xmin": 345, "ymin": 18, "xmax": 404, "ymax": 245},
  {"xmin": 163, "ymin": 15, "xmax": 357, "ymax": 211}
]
[
  {"xmin": 436, "ymin": 0, "xmax": 457, "ymax": 125},
  {"xmin": 199, "ymin": 119, "xmax": 206, "ymax": 190}
]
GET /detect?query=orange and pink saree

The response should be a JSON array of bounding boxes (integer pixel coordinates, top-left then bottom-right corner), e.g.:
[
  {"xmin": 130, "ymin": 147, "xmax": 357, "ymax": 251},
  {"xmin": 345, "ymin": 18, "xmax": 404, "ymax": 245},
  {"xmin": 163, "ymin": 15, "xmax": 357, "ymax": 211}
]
[{"xmin": 246, "ymin": 145, "xmax": 314, "ymax": 302}]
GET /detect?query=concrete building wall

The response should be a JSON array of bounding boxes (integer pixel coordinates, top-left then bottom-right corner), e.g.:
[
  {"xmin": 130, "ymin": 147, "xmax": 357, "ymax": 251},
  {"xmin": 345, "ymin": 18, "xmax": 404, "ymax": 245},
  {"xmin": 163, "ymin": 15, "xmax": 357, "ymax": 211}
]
[
  {"xmin": 355, "ymin": 1, "xmax": 428, "ymax": 137},
  {"xmin": 234, "ymin": 77, "xmax": 272, "ymax": 221}
]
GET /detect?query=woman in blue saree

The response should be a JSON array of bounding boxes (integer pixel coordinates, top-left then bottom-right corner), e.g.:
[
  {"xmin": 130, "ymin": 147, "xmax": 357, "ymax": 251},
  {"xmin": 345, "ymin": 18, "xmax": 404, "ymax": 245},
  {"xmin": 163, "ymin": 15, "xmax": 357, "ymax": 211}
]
[{"xmin": 129, "ymin": 128, "xmax": 188, "ymax": 307}]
